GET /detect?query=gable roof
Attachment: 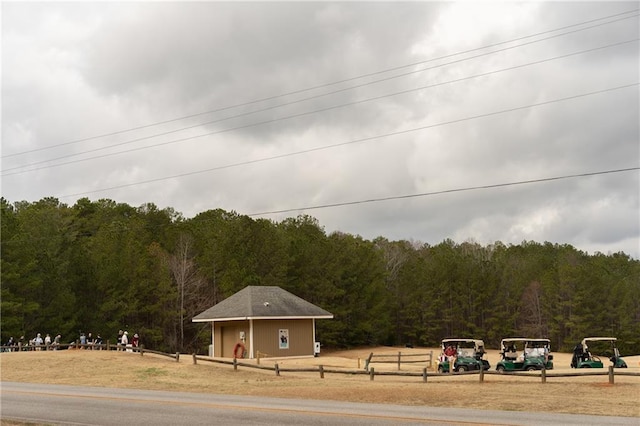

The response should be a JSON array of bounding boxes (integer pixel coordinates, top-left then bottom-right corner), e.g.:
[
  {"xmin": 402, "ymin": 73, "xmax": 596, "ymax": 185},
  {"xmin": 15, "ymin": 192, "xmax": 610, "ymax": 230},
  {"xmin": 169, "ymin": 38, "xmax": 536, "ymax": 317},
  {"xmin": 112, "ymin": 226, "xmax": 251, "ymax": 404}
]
[{"xmin": 192, "ymin": 286, "xmax": 333, "ymax": 322}]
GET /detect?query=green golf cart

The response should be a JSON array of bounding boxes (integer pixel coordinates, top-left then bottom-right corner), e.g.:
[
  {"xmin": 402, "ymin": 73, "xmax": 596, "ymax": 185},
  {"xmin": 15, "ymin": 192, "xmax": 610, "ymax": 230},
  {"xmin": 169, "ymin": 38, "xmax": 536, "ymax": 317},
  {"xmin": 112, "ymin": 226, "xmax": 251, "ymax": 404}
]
[
  {"xmin": 571, "ymin": 337, "xmax": 627, "ymax": 368},
  {"xmin": 437, "ymin": 338, "xmax": 490, "ymax": 373},
  {"xmin": 495, "ymin": 338, "xmax": 554, "ymax": 372}
]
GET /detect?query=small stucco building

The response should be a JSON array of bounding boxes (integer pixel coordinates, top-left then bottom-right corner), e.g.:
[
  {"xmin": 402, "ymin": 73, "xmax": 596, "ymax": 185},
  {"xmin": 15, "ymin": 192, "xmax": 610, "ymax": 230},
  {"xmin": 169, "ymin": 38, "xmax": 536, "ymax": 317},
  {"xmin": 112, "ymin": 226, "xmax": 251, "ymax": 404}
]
[{"xmin": 192, "ymin": 286, "xmax": 333, "ymax": 359}]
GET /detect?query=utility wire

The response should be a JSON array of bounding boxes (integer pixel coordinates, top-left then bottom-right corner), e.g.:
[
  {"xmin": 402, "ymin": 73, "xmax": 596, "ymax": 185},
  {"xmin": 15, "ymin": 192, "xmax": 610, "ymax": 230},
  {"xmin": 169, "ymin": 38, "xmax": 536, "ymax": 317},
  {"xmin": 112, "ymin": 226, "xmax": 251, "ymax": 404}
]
[
  {"xmin": 6, "ymin": 13, "xmax": 637, "ymax": 168},
  {"xmin": 248, "ymin": 167, "xmax": 640, "ymax": 216},
  {"xmin": 4, "ymin": 38, "xmax": 637, "ymax": 176},
  {"xmin": 2, "ymin": 166, "xmax": 636, "ymax": 248},
  {"xmin": 53, "ymin": 83, "xmax": 639, "ymax": 199},
  {"xmin": 2, "ymin": 8, "xmax": 637, "ymax": 159}
]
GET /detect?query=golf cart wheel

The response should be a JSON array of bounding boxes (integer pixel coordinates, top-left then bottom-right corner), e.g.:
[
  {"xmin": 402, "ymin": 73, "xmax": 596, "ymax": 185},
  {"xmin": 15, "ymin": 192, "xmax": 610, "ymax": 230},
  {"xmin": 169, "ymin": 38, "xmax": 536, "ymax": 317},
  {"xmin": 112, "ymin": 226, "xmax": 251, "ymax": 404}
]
[
  {"xmin": 437, "ymin": 365, "xmax": 445, "ymax": 373},
  {"xmin": 496, "ymin": 365, "xmax": 505, "ymax": 373},
  {"xmin": 525, "ymin": 365, "xmax": 538, "ymax": 371},
  {"xmin": 456, "ymin": 365, "xmax": 468, "ymax": 372}
]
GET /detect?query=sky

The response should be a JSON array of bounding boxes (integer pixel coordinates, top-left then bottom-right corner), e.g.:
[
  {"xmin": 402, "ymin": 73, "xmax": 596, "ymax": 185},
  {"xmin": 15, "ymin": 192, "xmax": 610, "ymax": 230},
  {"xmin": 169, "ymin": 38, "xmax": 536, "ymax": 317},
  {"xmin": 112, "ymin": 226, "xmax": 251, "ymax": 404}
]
[{"xmin": 2, "ymin": 1, "xmax": 639, "ymax": 258}]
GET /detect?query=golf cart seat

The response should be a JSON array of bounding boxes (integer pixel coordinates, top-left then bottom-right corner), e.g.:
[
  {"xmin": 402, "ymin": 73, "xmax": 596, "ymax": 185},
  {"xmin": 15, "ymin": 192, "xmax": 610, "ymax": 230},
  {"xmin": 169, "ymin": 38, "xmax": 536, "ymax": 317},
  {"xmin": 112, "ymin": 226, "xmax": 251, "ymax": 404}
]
[{"xmin": 503, "ymin": 344, "xmax": 518, "ymax": 359}]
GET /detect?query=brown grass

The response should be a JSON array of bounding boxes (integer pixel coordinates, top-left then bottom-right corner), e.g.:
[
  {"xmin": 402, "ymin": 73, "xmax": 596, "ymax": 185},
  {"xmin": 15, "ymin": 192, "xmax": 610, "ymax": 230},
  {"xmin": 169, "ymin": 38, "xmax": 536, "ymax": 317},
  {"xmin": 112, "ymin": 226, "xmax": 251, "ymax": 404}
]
[{"xmin": 1, "ymin": 347, "xmax": 639, "ymax": 418}]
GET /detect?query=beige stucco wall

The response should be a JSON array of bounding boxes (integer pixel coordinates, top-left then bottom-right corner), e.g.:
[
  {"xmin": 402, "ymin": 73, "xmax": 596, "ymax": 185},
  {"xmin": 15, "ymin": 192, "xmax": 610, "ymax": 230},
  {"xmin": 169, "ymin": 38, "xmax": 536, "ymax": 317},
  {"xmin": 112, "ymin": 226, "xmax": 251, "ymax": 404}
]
[
  {"xmin": 253, "ymin": 319, "xmax": 314, "ymax": 358},
  {"xmin": 212, "ymin": 319, "xmax": 314, "ymax": 358}
]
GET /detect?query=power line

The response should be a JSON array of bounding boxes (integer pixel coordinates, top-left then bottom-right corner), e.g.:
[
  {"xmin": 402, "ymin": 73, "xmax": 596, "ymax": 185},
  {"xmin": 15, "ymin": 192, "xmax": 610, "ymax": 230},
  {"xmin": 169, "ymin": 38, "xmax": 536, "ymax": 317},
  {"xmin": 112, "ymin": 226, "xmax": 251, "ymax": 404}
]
[
  {"xmin": 52, "ymin": 83, "xmax": 639, "ymax": 199},
  {"xmin": 247, "ymin": 167, "xmax": 640, "ymax": 216},
  {"xmin": 4, "ymin": 38, "xmax": 637, "ymax": 176},
  {"xmin": 6, "ymin": 13, "xmax": 637, "ymax": 168},
  {"xmin": 2, "ymin": 166, "xmax": 636, "ymax": 248},
  {"xmin": 2, "ymin": 9, "xmax": 637, "ymax": 160}
]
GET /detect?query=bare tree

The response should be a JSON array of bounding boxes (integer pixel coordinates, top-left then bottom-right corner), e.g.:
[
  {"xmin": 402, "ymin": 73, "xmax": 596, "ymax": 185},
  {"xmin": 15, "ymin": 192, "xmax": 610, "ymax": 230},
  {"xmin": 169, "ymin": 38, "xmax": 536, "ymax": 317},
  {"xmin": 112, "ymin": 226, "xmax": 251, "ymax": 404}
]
[
  {"xmin": 169, "ymin": 233, "xmax": 215, "ymax": 351},
  {"xmin": 374, "ymin": 238, "xmax": 409, "ymax": 291},
  {"xmin": 520, "ymin": 281, "xmax": 547, "ymax": 336}
]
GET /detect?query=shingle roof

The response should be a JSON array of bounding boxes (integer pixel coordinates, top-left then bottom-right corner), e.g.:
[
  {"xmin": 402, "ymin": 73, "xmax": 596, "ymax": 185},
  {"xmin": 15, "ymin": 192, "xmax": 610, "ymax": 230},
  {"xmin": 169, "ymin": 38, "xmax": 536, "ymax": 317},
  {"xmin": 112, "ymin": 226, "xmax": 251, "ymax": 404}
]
[{"xmin": 192, "ymin": 286, "xmax": 333, "ymax": 322}]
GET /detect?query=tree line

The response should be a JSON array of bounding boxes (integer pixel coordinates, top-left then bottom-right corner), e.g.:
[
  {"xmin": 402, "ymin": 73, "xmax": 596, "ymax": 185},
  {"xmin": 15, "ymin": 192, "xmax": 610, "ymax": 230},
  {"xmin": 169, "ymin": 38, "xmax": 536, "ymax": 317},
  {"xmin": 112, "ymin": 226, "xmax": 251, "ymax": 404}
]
[{"xmin": 2, "ymin": 197, "xmax": 639, "ymax": 355}]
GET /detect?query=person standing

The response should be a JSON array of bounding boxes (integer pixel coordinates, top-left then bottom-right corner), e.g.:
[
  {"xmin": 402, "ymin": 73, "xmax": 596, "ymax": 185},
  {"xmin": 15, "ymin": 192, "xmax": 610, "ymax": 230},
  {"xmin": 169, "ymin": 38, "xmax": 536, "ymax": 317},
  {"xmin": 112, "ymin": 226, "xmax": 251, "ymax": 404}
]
[
  {"xmin": 131, "ymin": 333, "xmax": 140, "ymax": 349},
  {"xmin": 121, "ymin": 331, "xmax": 129, "ymax": 352},
  {"xmin": 34, "ymin": 333, "xmax": 44, "ymax": 351},
  {"xmin": 94, "ymin": 334, "xmax": 103, "ymax": 350},
  {"xmin": 44, "ymin": 334, "xmax": 52, "ymax": 350},
  {"xmin": 117, "ymin": 330, "xmax": 123, "ymax": 351}
]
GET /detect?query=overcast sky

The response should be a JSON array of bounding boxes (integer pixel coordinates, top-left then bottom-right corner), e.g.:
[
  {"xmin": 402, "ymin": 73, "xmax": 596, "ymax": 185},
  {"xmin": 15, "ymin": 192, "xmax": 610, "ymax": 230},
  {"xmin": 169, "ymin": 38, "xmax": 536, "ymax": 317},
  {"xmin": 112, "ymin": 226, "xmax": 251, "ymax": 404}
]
[{"xmin": 2, "ymin": 2, "xmax": 639, "ymax": 258}]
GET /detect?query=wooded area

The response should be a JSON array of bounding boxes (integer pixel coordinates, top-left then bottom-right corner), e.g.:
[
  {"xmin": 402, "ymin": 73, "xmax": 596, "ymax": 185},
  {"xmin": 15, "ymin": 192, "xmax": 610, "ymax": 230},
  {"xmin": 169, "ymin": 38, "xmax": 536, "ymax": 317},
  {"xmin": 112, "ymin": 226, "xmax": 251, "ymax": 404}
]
[{"xmin": 2, "ymin": 197, "xmax": 639, "ymax": 355}]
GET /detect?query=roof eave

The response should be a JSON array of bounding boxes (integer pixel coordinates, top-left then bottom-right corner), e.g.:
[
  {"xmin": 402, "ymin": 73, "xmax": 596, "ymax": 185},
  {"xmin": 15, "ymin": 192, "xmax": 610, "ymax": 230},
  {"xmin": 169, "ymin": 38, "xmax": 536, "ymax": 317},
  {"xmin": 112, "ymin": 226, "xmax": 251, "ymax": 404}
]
[{"xmin": 193, "ymin": 314, "xmax": 334, "ymax": 323}]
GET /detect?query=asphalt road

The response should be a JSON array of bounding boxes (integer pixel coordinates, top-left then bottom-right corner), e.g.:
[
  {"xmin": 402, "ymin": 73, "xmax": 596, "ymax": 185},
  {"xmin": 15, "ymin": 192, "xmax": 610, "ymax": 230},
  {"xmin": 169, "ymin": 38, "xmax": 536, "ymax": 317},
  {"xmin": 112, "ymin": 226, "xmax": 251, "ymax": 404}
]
[{"xmin": 0, "ymin": 382, "xmax": 636, "ymax": 426}]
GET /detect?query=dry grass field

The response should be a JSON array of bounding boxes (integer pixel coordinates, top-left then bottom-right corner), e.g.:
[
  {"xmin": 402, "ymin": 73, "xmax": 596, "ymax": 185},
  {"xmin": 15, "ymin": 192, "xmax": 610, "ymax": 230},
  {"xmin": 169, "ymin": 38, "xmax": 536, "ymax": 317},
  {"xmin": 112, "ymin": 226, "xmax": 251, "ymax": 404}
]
[{"xmin": 1, "ymin": 346, "xmax": 639, "ymax": 421}]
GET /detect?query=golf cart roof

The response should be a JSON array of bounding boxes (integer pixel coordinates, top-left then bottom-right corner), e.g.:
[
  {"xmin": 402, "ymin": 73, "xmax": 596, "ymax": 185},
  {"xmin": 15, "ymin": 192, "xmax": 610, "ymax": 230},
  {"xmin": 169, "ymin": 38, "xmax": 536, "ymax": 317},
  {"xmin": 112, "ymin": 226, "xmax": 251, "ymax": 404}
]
[
  {"xmin": 582, "ymin": 337, "xmax": 617, "ymax": 344},
  {"xmin": 501, "ymin": 338, "xmax": 551, "ymax": 344},
  {"xmin": 442, "ymin": 338, "xmax": 485, "ymax": 345}
]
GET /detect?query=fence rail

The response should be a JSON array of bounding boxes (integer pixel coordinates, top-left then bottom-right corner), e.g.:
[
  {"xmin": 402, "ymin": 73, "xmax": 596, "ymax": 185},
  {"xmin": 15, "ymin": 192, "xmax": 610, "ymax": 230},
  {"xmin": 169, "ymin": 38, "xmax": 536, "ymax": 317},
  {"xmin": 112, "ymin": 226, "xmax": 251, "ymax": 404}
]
[
  {"xmin": 364, "ymin": 350, "xmax": 433, "ymax": 371},
  {"xmin": 191, "ymin": 354, "xmax": 639, "ymax": 384},
  {"xmin": 0, "ymin": 341, "xmax": 181, "ymax": 361},
  {"xmin": 4, "ymin": 345, "xmax": 639, "ymax": 385}
]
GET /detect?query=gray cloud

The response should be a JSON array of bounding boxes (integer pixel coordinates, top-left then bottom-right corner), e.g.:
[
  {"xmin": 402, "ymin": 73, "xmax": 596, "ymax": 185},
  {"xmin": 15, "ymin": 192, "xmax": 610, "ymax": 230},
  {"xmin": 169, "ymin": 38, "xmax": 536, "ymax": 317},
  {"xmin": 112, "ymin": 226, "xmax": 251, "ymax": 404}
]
[{"xmin": 2, "ymin": 2, "xmax": 638, "ymax": 258}]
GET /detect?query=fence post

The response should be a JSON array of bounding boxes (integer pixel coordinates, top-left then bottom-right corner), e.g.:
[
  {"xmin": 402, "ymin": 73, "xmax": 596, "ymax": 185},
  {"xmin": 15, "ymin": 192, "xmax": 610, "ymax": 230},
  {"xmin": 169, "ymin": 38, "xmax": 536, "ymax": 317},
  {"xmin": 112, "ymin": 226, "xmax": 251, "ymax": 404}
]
[
  {"xmin": 369, "ymin": 367, "xmax": 375, "ymax": 381},
  {"xmin": 429, "ymin": 350, "xmax": 433, "ymax": 368},
  {"xmin": 257, "ymin": 351, "xmax": 261, "ymax": 365},
  {"xmin": 608, "ymin": 366, "xmax": 614, "ymax": 384},
  {"xmin": 397, "ymin": 351, "xmax": 401, "ymax": 371},
  {"xmin": 319, "ymin": 365, "xmax": 324, "ymax": 379},
  {"xmin": 175, "ymin": 353, "xmax": 180, "ymax": 362},
  {"xmin": 192, "ymin": 353, "xmax": 197, "ymax": 365},
  {"xmin": 422, "ymin": 367, "xmax": 428, "ymax": 383},
  {"xmin": 541, "ymin": 367, "xmax": 546, "ymax": 383},
  {"xmin": 479, "ymin": 366, "xmax": 484, "ymax": 383},
  {"xmin": 364, "ymin": 352, "xmax": 373, "ymax": 371},
  {"xmin": 275, "ymin": 363, "xmax": 280, "ymax": 376},
  {"xmin": 140, "ymin": 344, "xmax": 144, "ymax": 356},
  {"xmin": 233, "ymin": 358, "xmax": 238, "ymax": 371}
]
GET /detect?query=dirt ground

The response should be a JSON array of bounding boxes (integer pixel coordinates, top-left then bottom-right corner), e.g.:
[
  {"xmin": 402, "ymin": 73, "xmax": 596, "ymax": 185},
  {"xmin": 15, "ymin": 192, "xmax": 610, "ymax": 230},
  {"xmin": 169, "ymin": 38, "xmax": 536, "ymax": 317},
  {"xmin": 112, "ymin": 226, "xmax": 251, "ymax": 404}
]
[{"xmin": 1, "ymin": 346, "xmax": 639, "ymax": 419}]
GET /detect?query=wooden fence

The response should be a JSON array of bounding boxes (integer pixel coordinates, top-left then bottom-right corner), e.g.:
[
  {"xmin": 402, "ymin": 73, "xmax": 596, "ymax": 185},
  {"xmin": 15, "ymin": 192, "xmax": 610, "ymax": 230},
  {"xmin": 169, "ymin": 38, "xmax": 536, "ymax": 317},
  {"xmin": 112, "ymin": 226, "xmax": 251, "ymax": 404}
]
[
  {"xmin": 4, "ymin": 344, "xmax": 639, "ymax": 385},
  {"xmin": 0, "ymin": 342, "xmax": 180, "ymax": 361},
  {"xmin": 190, "ymin": 354, "xmax": 639, "ymax": 384},
  {"xmin": 364, "ymin": 350, "xmax": 433, "ymax": 371}
]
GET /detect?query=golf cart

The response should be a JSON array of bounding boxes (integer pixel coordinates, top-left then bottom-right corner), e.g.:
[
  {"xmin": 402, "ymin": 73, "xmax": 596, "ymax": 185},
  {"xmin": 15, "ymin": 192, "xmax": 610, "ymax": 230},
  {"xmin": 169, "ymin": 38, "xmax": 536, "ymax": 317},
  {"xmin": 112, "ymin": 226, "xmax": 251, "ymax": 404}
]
[
  {"xmin": 571, "ymin": 337, "xmax": 627, "ymax": 368},
  {"xmin": 495, "ymin": 338, "xmax": 553, "ymax": 372},
  {"xmin": 437, "ymin": 339, "xmax": 490, "ymax": 373}
]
